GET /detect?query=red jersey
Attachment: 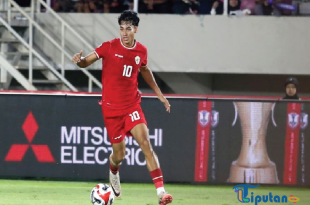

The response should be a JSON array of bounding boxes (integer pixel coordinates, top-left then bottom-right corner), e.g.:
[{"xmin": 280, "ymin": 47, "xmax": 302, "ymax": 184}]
[{"xmin": 94, "ymin": 38, "xmax": 147, "ymax": 109}]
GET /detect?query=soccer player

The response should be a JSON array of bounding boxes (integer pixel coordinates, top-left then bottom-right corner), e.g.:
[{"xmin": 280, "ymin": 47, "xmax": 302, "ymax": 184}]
[{"xmin": 72, "ymin": 10, "xmax": 173, "ymax": 205}]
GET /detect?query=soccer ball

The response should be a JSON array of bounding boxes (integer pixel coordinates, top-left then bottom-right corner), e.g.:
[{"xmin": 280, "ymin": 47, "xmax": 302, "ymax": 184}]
[{"xmin": 90, "ymin": 183, "xmax": 115, "ymax": 205}]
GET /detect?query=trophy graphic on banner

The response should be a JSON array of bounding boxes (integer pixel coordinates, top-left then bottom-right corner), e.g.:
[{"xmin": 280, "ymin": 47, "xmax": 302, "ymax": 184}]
[{"xmin": 228, "ymin": 102, "xmax": 279, "ymax": 184}]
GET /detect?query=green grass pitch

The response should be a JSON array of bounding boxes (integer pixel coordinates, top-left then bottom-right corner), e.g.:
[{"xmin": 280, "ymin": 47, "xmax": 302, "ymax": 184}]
[{"xmin": 0, "ymin": 180, "xmax": 309, "ymax": 205}]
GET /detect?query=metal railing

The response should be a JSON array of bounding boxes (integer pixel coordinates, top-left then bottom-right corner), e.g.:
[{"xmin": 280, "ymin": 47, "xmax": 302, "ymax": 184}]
[
  {"xmin": 0, "ymin": 17, "xmax": 77, "ymax": 91},
  {"xmin": 0, "ymin": 0, "xmax": 5, "ymax": 11},
  {"xmin": 6, "ymin": 0, "xmax": 102, "ymax": 92}
]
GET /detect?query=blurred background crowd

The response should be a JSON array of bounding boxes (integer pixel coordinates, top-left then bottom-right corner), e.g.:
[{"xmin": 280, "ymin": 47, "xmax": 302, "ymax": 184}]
[{"xmin": 14, "ymin": 0, "xmax": 302, "ymax": 16}]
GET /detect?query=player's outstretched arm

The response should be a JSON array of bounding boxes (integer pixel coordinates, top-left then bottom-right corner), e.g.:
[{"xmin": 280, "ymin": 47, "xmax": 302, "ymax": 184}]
[
  {"xmin": 140, "ymin": 66, "xmax": 171, "ymax": 113},
  {"xmin": 72, "ymin": 50, "xmax": 98, "ymax": 68}
]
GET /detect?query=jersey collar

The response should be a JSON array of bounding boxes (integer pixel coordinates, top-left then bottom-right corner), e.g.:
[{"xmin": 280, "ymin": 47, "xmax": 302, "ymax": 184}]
[{"xmin": 120, "ymin": 38, "xmax": 136, "ymax": 49}]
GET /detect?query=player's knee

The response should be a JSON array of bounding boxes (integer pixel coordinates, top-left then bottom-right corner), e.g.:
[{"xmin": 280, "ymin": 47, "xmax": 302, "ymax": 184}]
[
  {"xmin": 114, "ymin": 149, "xmax": 126, "ymax": 162},
  {"xmin": 142, "ymin": 139, "xmax": 150, "ymax": 147},
  {"xmin": 140, "ymin": 138, "xmax": 152, "ymax": 151}
]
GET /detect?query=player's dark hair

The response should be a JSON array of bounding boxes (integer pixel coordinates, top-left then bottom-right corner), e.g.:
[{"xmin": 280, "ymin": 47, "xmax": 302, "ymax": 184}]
[{"xmin": 118, "ymin": 10, "xmax": 140, "ymax": 27}]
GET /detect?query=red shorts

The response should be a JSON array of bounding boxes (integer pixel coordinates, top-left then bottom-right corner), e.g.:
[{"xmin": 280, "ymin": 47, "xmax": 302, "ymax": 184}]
[{"xmin": 101, "ymin": 103, "xmax": 147, "ymax": 144}]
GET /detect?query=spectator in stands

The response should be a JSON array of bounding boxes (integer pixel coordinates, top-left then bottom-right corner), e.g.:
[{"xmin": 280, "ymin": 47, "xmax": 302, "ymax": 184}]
[
  {"xmin": 184, "ymin": 0, "xmax": 200, "ymax": 13},
  {"xmin": 53, "ymin": 0, "xmax": 109, "ymax": 13},
  {"xmin": 173, "ymin": 0, "xmax": 200, "ymax": 14},
  {"xmin": 211, "ymin": 0, "xmax": 251, "ymax": 15},
  {"xmin": 53, "ymin": 0, "xmax": 80, "ymax": 12},
  {"xmin": 88, "ymin": 0, "xmax": 108, "ymax": 13},
  {"xmin": 76, "ymin": 0, "xmax": 92, "ymax": 12},
  {"xmin": 128, "ymin": 0, "xmax": 149, "ymax": 13},
  {"xmin": 198, "ymin": 0, "xmax": 214, "ymax": 14},
  {"xmin": 172, "ymin": 0, "xmax": 187, "ymax": 13},
  {"xmin": 108, "ymin": 0, "xmax": 127, "ymax": 13},
  {"xmin": 211, "ymin": 0, "xmax": 240, "ymax": 15},
  {"xmin": 283, "ymin": 77, "xmax": 300, "ymax": 100},
  {"xmin": 147, "ymin": 0, "xmax": 172, "ymax": 13},
  {"xmin": 254, "ymin": 0, "xmax": 281, "ymax": 15},
  {"xmin": 53, "ymin": 0, "xmax": 72, "ymax": 12}
]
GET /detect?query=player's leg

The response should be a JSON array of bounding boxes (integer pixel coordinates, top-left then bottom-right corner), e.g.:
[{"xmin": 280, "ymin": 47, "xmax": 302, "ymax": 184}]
[
  {"xmin": 131, "ymin": 123, "xmax": 159, "ymax": 171},
  {"xmin": 130, "ymin": 123, "xmax": 173, "ymax": 205},
  {"xmin": 109, "ymin": 140, "xmax": 125, "ymax": 198},
  {"xmin": 102, "ymin": 106, "xmax": 126, "ymax": 198}
]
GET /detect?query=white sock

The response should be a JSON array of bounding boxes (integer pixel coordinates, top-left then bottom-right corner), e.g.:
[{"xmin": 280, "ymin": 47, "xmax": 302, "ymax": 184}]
[{"xmin": 156, "ymin": 187, "xmax": 166, "ymax": 196}]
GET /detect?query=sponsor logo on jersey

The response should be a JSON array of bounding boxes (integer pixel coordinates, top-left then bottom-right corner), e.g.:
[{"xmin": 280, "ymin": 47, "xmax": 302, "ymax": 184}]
[
  {"xmin": 114, "ymin": 135, "xmax": 122, "ymax": 140},
  {"xmin": 115, "ymin": 54, "xmax": 123, "ymax": 58},
  {"xmin": 135, "ymin": 56, "xmax": 140, "ymax": 65}
]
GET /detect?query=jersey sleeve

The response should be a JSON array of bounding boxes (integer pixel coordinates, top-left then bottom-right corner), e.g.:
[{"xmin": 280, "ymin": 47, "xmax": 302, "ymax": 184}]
[
  {"xmin": 141, "ymin": 48, "xmax": 148, "ymax": 67},
  {"xmin": 94, "ymin": 41, "xmax": 111, "ymax": 59}
]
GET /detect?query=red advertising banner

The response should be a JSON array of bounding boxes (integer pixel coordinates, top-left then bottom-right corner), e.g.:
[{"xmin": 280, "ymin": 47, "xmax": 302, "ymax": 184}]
[
  {"xmin": 283, "ymin": 103, "xmax": 301, "ymax": 184},
  {"xmin": 195, "ymin": 101, "xmax": 212, "ymax": 182}
]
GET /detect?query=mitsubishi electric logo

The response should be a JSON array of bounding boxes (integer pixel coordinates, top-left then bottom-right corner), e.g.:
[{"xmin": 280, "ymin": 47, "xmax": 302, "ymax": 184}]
[{"xmin": 5, "ymin": 111, "xmax": 55, "ymax": 163}]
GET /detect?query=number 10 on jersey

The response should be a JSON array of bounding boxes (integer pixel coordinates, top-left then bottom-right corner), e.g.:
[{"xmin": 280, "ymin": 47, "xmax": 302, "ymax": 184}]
[
  {"xmin": 129, "ymin": 111, "xmax": 140, "ymax": 122},
  {"xmin": 123, "ymin": 65, "xmax": 133, "ymax": 77}
]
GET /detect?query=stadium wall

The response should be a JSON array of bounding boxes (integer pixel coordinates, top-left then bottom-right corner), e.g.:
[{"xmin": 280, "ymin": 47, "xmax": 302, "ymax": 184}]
[
  {"xmin": 0, "ymin": 92, "xmax": 309, "ymax": 186},
  {"xmin": 35, "ymin": 14, "xmax": 310, "ymax": 74}
]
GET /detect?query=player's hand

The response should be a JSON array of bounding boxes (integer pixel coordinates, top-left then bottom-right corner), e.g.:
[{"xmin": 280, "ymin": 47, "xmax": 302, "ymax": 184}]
[
  {"xmin": 72, "ymin": 50, "xmax": 83, "ymax": 64},
  {"xmin": 158, "ymin": 95, "xmax": 171, "ymax": 113}
]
